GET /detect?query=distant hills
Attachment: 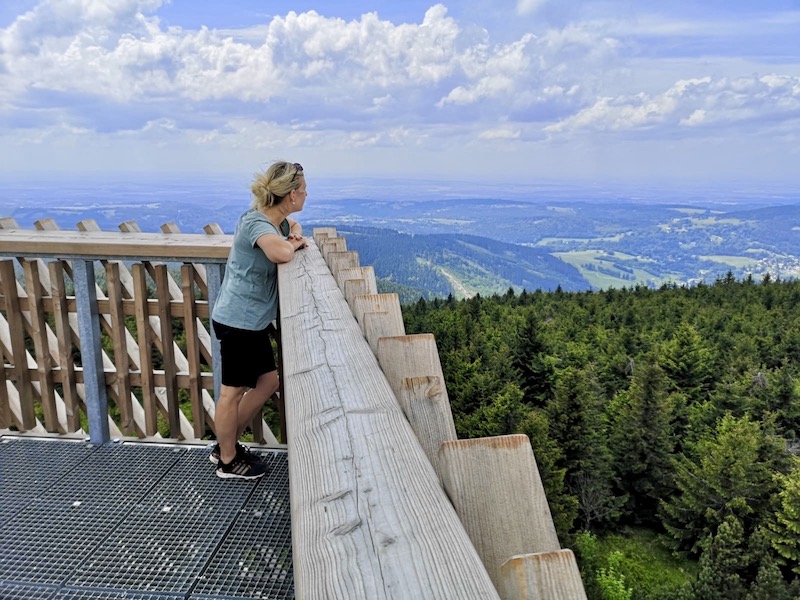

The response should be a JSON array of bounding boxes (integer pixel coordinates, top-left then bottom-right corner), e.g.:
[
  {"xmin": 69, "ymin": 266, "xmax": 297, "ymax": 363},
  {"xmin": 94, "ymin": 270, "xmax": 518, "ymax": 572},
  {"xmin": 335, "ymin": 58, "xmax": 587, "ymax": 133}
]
[
  {"xmin": 2, "ymin": 178, "xmax": 798, "ymax": 301},
  {"xmin": 327, "ymin": 225, "xmax": 587, "ymax": 302}
]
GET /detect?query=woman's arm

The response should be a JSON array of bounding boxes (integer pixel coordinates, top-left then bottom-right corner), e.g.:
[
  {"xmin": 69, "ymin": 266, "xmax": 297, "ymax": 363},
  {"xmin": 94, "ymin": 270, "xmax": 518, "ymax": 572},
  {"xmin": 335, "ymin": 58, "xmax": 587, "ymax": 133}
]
[
  {"xmin": 287, "ymin": 217, "xmax": 302, "ymax": 236},
  {"xmin": 256, "ymin": 232, "xmax": 307, "ymax": 264}
]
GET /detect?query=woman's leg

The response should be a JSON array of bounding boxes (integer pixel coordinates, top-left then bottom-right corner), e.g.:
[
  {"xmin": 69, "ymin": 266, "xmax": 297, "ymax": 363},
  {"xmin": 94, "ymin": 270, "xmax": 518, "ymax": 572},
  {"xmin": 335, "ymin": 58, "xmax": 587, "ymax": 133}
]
[
  {"xmin": 216, "ymin": 383, "xmax": 248, "ymax": 464},
  {"xmin": 237, "ymin": 370, "xmax": 280, "ymax": 434}
]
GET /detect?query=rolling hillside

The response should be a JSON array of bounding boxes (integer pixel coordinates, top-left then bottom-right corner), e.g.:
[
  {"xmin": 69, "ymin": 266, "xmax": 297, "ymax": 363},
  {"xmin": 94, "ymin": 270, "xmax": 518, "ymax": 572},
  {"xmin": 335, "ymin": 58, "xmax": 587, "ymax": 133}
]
[{"xmin": 331, "ymin": 225, "xmax": 586, "ymax": 301}]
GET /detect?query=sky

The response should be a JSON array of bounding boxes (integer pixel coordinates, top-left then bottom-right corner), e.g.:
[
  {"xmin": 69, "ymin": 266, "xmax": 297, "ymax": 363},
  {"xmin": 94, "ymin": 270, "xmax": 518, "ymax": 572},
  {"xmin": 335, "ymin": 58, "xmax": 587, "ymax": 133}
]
[{"xmin": 1, "ymin": 0, "xmax": 799, "ymax": 187}]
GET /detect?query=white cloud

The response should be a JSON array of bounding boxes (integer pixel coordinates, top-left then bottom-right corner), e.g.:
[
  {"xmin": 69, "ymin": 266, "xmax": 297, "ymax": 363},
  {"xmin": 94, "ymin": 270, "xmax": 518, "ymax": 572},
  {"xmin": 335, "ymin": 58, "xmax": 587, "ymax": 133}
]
[
  {"xmin": 516, "ymin": 0, "xmax": 548, "ymax": 17},
  {"xmin": 479, "ymin": 127, "xmax": 521, "ymax": 140},
  {"xmin": 0, "ymin": 1, "xmax": 799, "ymax": 182},
  {"xmin": 545, "ymin": 74, "xmax": 800, "ymax": 134}
]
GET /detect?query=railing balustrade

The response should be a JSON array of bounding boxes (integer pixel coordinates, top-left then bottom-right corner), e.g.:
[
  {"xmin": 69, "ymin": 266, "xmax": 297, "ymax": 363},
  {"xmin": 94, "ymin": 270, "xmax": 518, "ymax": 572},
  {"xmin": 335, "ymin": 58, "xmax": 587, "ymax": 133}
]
[{"xmin": 0, "ymin": 219, "xmax": 283, "ymax": 445}]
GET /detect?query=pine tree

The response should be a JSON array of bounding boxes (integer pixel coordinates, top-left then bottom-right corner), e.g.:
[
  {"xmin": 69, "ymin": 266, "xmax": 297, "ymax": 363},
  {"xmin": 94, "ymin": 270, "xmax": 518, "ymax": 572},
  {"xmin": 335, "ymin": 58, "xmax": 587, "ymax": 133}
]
[
  {"xmin": 690, "ymin": 515, "xmax": 749, "ymax": 600},
  {"xmin": 548, "ymin": 365, "xmax": 625, "ymax": 530},
  {"xmin": 510, "ymin": 310, "xmax": 556, "ymax": 407},
  {"xmin": 659, "ymin": 321, "xmax": 716, "ymax": 405},
  {"xmin": 608, "ymin": 357, "xmax": 676, "ymax": 525},
  {"xmin": 661, "ymin": 414, "xmax": 789, "ymax": 555},
  {"xmin": 765, "ymin": 461, "xmax": 800, "ymax": 575}
]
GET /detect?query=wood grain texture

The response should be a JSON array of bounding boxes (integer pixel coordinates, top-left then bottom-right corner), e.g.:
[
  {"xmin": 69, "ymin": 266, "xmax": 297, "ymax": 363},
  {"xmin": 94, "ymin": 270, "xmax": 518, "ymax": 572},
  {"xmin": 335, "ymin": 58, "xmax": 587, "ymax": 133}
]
[
  {"xmin": 336, "ymin": 266, "xmax": 378, "ymax": 295},
  {"xmin": 376, "ymin": 335, "xmax": 456, "ymax": 481},
  {"xmin": 279, "ymin": 239, "xmax": 499, "ymax": 600},
  {"xmin": 438, "ymin": 435, "xmax": 561, "ymax": 590},
  {"xmin": 500, "ymin": 550, "xmax": 586, "ymax": 600},
  {"xmin": 363, "ymin": 306, "xmax": 405, "ymax": 355},
  {"xmin": 351, "ymin": 293, "xmax": 401, "ymax": 332},
  {"xmin": 0, "ymin": 228, "xmax": 232, "ymax": 262}
]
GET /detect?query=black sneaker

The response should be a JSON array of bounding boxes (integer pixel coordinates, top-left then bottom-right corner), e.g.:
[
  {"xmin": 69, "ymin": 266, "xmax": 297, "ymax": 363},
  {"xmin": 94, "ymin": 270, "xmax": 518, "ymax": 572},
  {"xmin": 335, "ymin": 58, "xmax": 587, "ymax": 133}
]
[
  {"xmin": 216, "ymin": 447, "xmax": 269, "ymax": 480},
  {"xmin": 208, "ymin": 442, "xmax": 260, "ymax": 465}
]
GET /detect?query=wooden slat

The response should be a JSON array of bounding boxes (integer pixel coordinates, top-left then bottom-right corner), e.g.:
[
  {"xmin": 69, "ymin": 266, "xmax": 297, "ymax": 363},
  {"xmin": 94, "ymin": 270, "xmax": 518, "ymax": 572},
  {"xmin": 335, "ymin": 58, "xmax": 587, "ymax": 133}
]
[
  {"xmin": 106, "ymin": 262, "xmax": 134, "ymax": 435},
  {"xmin": 48, "ymin": 261, "xmax": 81, "ymax": 432},
  {"xmin": 164, "ymin": 222, "xmax": 209, "ymax": 292},
  {"xmin": 0, "ymin": 260, "xmax": 35, "ymax": 429},
  {"xmin": 8, "ymin": 364, "xmax": 213, "ymax": 390},
  {"xmin": 0, "ymin": 348, "xmax": 10, "ymax": 428},
  {"xmin": 154, "ymin": 264, "xmax": 180, "ymax": 438},
  {"xmin": 278, "ymin": 240, "xmax": 499, "ymax": 600},
  {"xmin": 181, "ymin": 264, "xmax": 205, "ymax": 438},
  {"xmin": 133, "ymin": 264, "xmax": 158, "ymax": 436},
  {"xmin": 0, "ymin": 295, "xmax": 210, "ymax": 319},
  {"xmin": 22, "ymin": 260, "xmax": 59, "ymax": 432}
]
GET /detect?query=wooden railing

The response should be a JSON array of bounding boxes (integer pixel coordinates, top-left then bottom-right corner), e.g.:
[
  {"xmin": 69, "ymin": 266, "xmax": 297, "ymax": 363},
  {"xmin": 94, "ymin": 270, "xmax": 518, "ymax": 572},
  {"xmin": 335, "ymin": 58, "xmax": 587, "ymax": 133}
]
[
  {"xmin": 280, "ymin": 228, "xmax": 587, "ymax": 599},
  {"xmin": 0, "ymin": 217, "xmax": 282, "ymax": 445},
  {"xmin": 0, "ymin": 218, "xmax": 587, "ymax": 598}
]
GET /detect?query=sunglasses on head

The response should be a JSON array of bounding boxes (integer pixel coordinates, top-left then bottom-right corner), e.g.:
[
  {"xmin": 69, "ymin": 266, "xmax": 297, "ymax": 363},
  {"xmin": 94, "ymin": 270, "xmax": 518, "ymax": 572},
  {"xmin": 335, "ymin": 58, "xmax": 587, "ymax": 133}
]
[{"xmin": 291, "ymin": 162, "xmax": 303, "ymax": 182}]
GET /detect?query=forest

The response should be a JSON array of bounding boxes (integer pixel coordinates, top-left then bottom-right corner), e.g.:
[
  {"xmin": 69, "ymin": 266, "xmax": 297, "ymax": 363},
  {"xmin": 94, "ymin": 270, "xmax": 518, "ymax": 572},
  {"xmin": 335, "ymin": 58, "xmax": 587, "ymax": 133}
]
[{"xmin": 401, "ymin": 273, "xmax": 800, "ymax": 599}]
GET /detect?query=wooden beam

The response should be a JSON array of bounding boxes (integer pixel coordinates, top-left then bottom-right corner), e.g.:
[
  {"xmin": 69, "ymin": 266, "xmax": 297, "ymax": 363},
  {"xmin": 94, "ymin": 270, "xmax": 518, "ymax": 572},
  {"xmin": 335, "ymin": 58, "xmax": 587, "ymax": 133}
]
[
  {"xmin": 278, "ymin": 238, "xmax": 499, "ymax": 600},
  {"xmin": 0, "ymin": 228, "xmax": 232, "ymax": 262}
]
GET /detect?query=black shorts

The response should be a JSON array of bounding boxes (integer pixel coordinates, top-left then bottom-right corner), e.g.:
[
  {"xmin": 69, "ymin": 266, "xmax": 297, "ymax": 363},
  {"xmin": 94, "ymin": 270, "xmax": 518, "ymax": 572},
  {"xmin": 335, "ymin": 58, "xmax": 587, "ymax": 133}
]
[{"xmin": 212, "ymin": 320, "xmax": 277, "ymax": 389}]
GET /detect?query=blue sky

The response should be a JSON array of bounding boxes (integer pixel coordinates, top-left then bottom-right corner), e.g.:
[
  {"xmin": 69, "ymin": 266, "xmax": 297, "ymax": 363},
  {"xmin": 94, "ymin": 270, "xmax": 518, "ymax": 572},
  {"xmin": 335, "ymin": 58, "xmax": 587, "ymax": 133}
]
[{"xmin": 1, "ymin": 0, "xmax": 799, "ymax": 186}]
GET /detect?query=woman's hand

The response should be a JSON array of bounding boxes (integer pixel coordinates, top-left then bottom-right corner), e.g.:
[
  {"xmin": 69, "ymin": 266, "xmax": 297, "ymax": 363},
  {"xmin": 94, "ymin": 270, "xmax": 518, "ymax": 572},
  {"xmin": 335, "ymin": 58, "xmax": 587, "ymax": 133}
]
[{"xmin": 288, "ymin": 232, "xmax": 308, "ymax": 249}]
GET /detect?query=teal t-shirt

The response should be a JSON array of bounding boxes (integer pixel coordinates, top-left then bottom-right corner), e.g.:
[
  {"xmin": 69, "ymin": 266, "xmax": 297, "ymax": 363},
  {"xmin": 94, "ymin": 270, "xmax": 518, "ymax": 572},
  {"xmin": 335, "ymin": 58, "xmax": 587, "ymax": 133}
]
[{"xmin": 211, "ymin": 209, "xmax": 289, "ymax": 331}]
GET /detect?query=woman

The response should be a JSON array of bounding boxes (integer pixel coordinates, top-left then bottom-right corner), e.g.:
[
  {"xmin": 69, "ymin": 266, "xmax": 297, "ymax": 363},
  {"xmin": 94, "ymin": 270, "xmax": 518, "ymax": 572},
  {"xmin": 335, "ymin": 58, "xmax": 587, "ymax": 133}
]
[{"xmin": 210, "ymin": 160, "xmax": 308, "ymax": 479}]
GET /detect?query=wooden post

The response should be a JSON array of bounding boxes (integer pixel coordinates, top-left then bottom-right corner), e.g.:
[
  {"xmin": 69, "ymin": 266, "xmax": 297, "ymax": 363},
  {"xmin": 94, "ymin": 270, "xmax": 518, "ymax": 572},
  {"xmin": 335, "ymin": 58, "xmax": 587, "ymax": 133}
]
[
  {"xmin": 312, "ymin": 227, "xmax": 337, "ymax": 247},
  {"xmin": 22, "ymin": 260, "xmax": 59, "ymax": 432},
  {"xmin": 320, "ymin": 237, "xmax": 346, "ymax": 262},
  {"xmin": 104, "ymin": 262, "xmax": 133, "ymax": 435},
  {"xmin": 181, "ymin": 264, "xmax": 205, "ymax": 439},
  {"xmin": 0, "ymin": 348, "xmax": 9, "ymax": 428},
  {"xmin": 377, "ymin": 334, "xmax": 456, "ymax": 480},
  {"xmin": 327, "ymin": 250, "xmax": 359, "ymax": 277},
  {"xmin": 336, "ymin": 266, "xmax": 377, "ymax": 295},
  {"xmin": 500, "ymin": 549, "xmax": 587, "ymax": 600},
  {"xmin": 438, "ymin": 435, "xmax": 560, "ymax": 590},
  {"xmin": 363, "ymin": 308, "xmax": 405, "ymax": 355},
  {"xmin": 351, "ymin": 293, "xmax": 401, "ymax": 331},
  {"xmin": 343, "ymin": 279, "xmax": 369, "ymax": 310}
]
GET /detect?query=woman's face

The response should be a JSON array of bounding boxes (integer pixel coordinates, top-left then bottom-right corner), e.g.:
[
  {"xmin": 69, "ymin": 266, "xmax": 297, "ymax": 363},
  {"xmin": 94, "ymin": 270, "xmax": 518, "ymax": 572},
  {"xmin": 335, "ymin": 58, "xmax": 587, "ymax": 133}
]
[{"xmin": 292, "ymin": 178, "xmax": 307, "ymax": 211}]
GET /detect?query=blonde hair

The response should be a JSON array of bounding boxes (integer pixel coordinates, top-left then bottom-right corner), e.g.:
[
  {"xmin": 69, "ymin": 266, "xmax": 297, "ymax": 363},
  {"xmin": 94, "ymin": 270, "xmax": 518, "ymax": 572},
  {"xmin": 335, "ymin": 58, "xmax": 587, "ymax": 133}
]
[{"xmin": 250, "ymin": 161, "xmax": 304, "ymax": 211}]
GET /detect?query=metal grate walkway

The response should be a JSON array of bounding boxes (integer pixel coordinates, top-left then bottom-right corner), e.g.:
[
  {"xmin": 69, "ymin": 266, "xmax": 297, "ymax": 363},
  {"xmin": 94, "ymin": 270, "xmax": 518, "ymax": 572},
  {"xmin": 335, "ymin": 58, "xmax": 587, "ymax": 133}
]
[{"xmin": 0, "ymin": 436, "xmax": 294, "ymax": 600}]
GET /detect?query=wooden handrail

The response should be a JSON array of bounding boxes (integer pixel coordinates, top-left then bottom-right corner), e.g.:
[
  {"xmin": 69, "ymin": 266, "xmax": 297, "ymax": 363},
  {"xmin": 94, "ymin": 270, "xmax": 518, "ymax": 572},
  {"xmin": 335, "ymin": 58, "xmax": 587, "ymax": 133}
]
[
  {"xmin": 0, "ymin": 228, "xmax": 232, "ymax": 262},
  {"xmin": 277, "ymin": 237, "xmax": 500, "ymax": 599}
]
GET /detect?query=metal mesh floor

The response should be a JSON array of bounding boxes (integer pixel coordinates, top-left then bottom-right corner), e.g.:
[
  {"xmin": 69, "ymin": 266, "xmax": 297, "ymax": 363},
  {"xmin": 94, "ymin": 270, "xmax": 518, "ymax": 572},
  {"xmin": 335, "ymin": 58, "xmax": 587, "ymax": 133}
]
[{"xmin": 0, "ymin": 436, "xmax": 294, "ymax": 600}]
